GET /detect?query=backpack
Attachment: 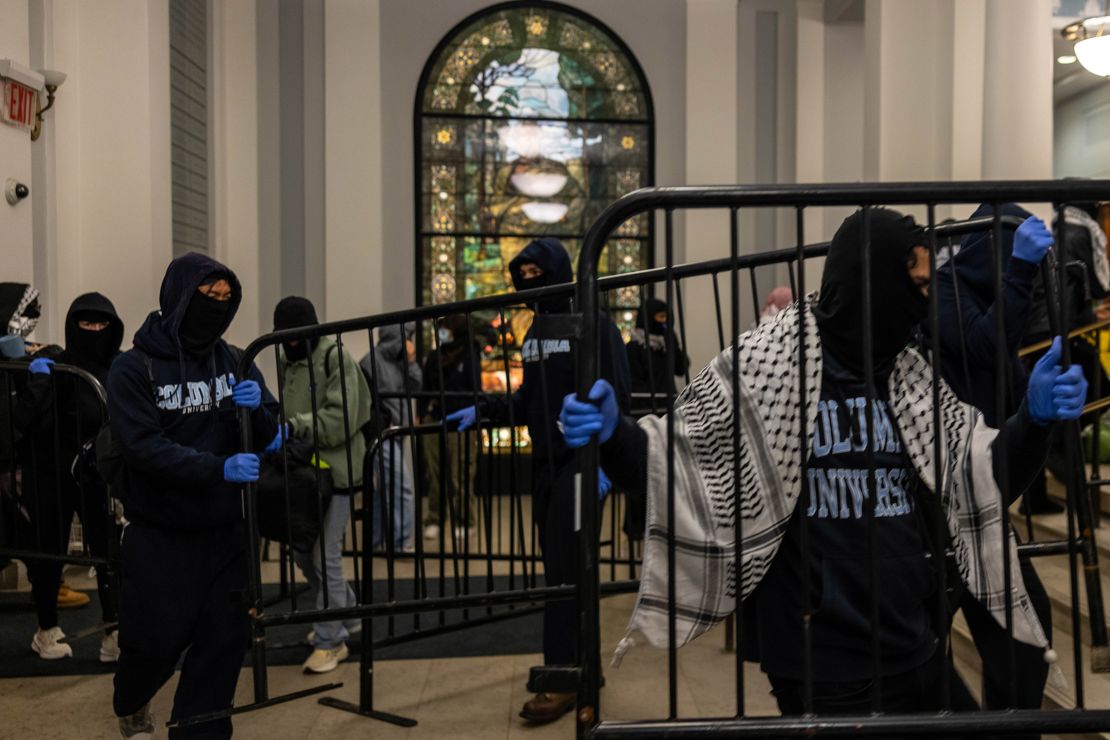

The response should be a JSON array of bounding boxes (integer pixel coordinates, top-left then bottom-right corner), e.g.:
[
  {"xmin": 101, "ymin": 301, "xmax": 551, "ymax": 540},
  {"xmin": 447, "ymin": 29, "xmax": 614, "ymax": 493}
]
[{"xmin": 255, "ymin": 438, "xmax": 333, "ymax": 550}]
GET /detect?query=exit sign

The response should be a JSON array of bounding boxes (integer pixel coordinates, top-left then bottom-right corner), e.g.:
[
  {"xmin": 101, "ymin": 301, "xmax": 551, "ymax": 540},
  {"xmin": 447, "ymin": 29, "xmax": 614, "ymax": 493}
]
[{"xmin": 2, "ymin": 80, "xmax": 36, "ymax": 130}]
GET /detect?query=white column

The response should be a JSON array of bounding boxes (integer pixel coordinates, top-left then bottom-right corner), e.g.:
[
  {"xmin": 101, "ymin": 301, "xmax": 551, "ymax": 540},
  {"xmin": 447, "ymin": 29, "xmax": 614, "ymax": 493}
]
[
  {"xmin": 684, "ymin": 0, "xmax": 739, "ymax": 369},
  {"xmin": 324, "ymin": 0, "xmax": 381, "ymax": 359},
  {"xmin": 981, "ymin": 0, "xmax": 1053, "ymax": 180},
  {"xmin": 212, "ymin": 0, "xmax": 261, "ymax": 347}
]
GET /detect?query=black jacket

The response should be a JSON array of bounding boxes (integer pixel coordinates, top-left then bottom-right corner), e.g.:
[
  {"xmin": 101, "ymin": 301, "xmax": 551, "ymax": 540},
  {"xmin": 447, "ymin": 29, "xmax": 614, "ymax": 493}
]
[
  {"xmin": 485, "ymin": 238, "xmax": 632, "ymax": 466},
  {"xmin": 15, "ymin": 293, "xmax": 123, "ymax": 476},
  {"xmin": 107, "ymin": 253, "xmax": 276, "ymax": 531},
  {"xmin": 626, "ymin": 298, "xmax": 689, "ymax": 413}
]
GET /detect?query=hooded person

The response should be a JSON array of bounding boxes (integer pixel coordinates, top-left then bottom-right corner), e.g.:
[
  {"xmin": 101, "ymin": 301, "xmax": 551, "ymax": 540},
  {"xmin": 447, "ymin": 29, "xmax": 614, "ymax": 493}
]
[
  {"xmin": 12, "ymin": 292, "xmax": 124, "ymax": 663},
  {"xmin": 625, "ymin": 297, "xmax": 690, "ymax": 415},
  {"xmin": 446, "ymin": 237, "xmax": 632, "ymax": 724},
  {"xmin": 561, "ymin": 208, "xmax": 1087, "ymax": 720},
  {"xmin": 107, "ymin": 253, "xmax": 278, "ymax": 739},
  {"xmin": 360, "ymin": 322, "xmax": 421, "ymax": 551},
  {"xmin": 271, "ymin": 295, "xmax": 373, "ymax": 674}
]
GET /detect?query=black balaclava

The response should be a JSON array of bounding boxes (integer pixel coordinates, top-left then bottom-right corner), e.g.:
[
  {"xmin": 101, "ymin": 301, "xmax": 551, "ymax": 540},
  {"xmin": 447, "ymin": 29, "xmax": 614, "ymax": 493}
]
[
  {"xmin": 178, "ymin": 272, "xmax": 233, "ymax": 355},
  {"xmin": 814, "ymin": 208, "xmax": 928, "ymax": 376},
  {"xmin": 65, "ymin": 292, "xmax": 123, "ymax": 372},
  {"xmin": 509, "ymin": 237, "xmax": 574, "ymax": 314},
  {"xmin": 273, "ymin": 295, "xmax": 319, "ymax": 362},
  {"xmin": 636, "ymin": 298, "xmax": 669, "ymax": 335}
]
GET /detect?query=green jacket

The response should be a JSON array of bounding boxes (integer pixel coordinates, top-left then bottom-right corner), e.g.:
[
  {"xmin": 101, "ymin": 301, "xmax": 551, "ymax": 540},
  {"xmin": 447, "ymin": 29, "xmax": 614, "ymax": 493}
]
[{"xmin": 278, "ymin": 336, "xmax": 372, "ymax": 489}]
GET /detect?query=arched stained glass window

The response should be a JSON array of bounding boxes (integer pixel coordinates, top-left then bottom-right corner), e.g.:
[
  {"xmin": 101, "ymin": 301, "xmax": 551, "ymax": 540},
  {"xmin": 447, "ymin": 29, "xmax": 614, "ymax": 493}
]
[{"xmin": 415, "ymin": 1, "xmax": 654, "ymax": 341}]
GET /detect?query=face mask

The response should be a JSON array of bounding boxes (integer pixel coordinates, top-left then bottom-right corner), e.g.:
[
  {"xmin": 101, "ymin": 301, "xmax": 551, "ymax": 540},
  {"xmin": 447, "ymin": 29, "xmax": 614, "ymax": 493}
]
[
  {"xmin": 70, "ymin": 323, "xmax": 116, "ymax": 368},
  {"xmin": 178, "ymin": 292, "xmax": 230, "ymax": 354},
  {"xmin": 283, "ymin": 340, "xmax": 309, "ymax": 362},
  {"xmin": 437, "ymin": 328, "xmax": 453, "ymax": 346}
]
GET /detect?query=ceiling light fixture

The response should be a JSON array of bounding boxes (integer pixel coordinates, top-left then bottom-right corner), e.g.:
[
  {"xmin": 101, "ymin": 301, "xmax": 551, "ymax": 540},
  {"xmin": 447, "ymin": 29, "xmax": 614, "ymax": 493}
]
[
  {"xmin": 521, "ymin": 201, "xmax": 568, "ymax": 223},
  {"xmin": 1063, "ymin": 13, "xmax": 1110, "ymax": 77}
]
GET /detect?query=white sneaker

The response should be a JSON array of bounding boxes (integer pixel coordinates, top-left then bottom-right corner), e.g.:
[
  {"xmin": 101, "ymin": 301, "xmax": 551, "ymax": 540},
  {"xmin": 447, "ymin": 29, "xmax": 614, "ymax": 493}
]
[
  {"xmin": 31, "ymin": 626, "xmax": 73, "ymax": 660},
  {"xmin": 100, "ymin": 631, "xmax": 120, "ymax": 663},
  {"xmin": 302, "ymin": 643, "xmax": 349, "ymax": 674},
  {"xmin": 118, "ymin": 703, "xmax": 153, "ymax": 738},
  {"xmin": 423, "ymin": 524, "xmax": 440, "ymax": 540}
]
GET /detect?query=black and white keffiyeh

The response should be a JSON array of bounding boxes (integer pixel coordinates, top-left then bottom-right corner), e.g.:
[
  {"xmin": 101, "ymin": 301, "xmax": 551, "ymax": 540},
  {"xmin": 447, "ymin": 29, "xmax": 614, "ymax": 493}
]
[{"xmin": 614, "ymin": 294, "xmax": 1048, "ymax": 664}]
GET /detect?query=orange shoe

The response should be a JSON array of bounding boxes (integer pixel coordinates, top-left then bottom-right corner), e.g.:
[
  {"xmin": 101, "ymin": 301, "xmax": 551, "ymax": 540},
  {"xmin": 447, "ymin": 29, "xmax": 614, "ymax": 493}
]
[{"xmin": 57, "ymin": 583, "xmax": 90, "ymax": 609}]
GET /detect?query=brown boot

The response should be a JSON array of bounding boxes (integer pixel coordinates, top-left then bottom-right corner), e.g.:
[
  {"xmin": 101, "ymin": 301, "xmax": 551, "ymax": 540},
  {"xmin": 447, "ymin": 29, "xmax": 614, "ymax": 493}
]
[{"xmin": 519, "ymin": 692, "xmax": 575, "ymax": 724}]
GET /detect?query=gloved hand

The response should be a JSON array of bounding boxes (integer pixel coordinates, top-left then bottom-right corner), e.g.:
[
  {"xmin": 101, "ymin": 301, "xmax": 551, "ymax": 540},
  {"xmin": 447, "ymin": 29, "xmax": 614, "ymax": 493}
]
[
  {"xmin": 1012, "ymin": 216, "xmax": 1053, "ymax": 265},
  {"xmin": 446, "ymin": 405, "xmax": 478, "ymax": 432},
  {"xmin": 560, "ymin": 379, "xmax": 620, "ymax": 448},
  {"xmin": 229, "ymin": 375, "xmax": 262, "ymax": 410},
  {"xmin": 224, "ymin": 453, "xmax": 260, "ymax": 483},
  {"xmin": 265, "ymin": 423, "xmax": 290, "ymax": 454},
  {"xmin": 28, "ymin": 357, "xmax": 54, "ymax": 375},
  {"xmin": 598, "ymin": 468, "xmax": 612, "ymax": 502},
  {"xmin": 1027, "ymin": 336, "xmax": 1088, "ymax": 425}
]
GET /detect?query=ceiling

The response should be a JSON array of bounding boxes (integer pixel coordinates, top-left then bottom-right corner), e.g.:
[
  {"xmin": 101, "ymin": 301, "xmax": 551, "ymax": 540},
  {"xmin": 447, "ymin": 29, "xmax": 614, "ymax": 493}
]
[{"xmin": 1055, "ymin": 29, "xmax": 1110, "ymax": 104}]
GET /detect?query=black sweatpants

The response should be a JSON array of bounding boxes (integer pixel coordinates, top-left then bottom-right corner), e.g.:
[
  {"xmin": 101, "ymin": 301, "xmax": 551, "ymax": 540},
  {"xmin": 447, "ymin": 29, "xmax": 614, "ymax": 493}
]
[
  {"xmin": 534, "ymin": 460, "xmax": 579, "ymax": 667},
  {"xmin": 961, "ymin": 555, "xmax": 1052, "ymax": 740},
  {"xmin": 113, "ymin": 521, "xmax": 248, "ymax": 739},
  {"xmin": 21, "ymin": 467, "xmax": 117, "ymax": 630}
]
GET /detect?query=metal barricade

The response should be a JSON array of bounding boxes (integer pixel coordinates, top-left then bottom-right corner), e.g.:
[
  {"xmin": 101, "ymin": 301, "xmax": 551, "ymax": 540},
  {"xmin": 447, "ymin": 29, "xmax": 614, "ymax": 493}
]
[
  {"xmin": 0, "ymin": 359, "xmax": 120, "ymax": 643},
  {"xmin": 572, "ymin": 181, "xmax": 1110, "ymax": 738}
]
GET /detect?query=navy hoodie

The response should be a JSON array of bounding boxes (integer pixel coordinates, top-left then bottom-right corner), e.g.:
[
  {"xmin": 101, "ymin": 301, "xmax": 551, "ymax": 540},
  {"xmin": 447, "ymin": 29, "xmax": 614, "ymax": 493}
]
[
  {"xmin": 485, "ymin": 238, "xmax": 631, "ymax": 466},
  {"xmin": 934, "ymin": 203, "xmax": 1038, "ymax": 426},
  {"xmin": 108, "ymin": 253, "xmax": 276, "ymax": 531}
]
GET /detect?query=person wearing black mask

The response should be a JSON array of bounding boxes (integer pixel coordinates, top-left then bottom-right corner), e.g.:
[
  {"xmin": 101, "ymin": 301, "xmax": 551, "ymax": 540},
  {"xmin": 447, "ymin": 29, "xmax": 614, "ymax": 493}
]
[
  {"xmin": 447, "ymin": 237, "xmax": 632, "ymax": 724},
  {"xmin": 562, "ymin": 208, "xmax": 1085, "ymax": 719},
  {"xmin": 13, "ymin": 293, "xmax": 123, "ymax": 663},
  {"xmin": 625, "ymin": 297, "xmax": 690, "ymax": 416},
  {"xmin": 108, "ymin": 253, "xmax": 279, "ymax": 739}
]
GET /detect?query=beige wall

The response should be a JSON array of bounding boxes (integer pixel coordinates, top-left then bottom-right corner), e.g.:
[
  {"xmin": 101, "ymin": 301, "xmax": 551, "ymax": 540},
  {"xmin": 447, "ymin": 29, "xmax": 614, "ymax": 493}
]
[{"xmin": 0, "ymin": 0, "xmax": 35, "ymax": 290}]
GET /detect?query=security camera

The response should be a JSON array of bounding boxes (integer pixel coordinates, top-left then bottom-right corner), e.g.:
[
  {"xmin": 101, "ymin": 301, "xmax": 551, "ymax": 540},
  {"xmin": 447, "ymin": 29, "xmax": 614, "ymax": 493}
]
[{"xmin": 4, "ymin": 179, "xmax": 29, "ymax": 206}]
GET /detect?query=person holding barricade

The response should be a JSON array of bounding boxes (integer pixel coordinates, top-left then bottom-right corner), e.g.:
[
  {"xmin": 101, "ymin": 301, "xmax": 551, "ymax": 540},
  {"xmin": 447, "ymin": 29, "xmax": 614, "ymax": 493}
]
[
  {"xmin": 270, "ymin": 295, "xmax": 374, "ymax": 675},
  {"xmin": 360, "ymin": 322, "xmax": 421, "ymax": 552},
  {"xmin": 561, "ymin": 209, "xmax": 1086, "ymax": 718},
  {"xmin": 108, "ymin": 253, "xmax": 278, "ymax": 739},
  {"xmin": 933, "ymin": 204, "xmax": 1059, "ymax": 737},
  {"xmin": 447, "ymin": 237, "xmax": 632, "ymax": 724},
  {"xmin": 13, "ymin": 292, "xmax": 123, "ymax": 663},
  {"xmin": 625, "ymin": 297, "xmax": 689, "ymax": 417}
]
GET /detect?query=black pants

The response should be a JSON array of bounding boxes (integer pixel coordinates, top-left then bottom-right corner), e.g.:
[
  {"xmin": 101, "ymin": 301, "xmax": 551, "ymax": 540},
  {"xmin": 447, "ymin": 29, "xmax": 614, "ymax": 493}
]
[
  {"xmin": 534, "ymin": 460, "xmax": 578, "ymax": 667},
  {"xmin": 21, "ymin": 467, "xmax": 117, "ymax": 630},
  {"xmin": 960, "ymin": 555, "xmax": 1052, "ymax": 740},
  {"xmin": 769, "ymin": 647, "xmax": 979, "ymax": 738},
  {"xmin": 113, "ymin": 522, "xmax": 248, "ymax": 739}
]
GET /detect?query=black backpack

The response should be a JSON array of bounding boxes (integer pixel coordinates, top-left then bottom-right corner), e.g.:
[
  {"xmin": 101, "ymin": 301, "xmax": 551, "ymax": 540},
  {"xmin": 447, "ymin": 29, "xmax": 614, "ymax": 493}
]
[{"xmin": 255, "ymin": 438, "xmax": 333, "ymax": 551}]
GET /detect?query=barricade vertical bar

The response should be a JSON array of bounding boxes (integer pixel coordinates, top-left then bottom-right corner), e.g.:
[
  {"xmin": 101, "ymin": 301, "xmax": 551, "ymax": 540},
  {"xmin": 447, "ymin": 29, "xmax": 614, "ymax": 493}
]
[
  {"xmin": 430, "ymin": 317, "xmax": 450, "ymax": 620},
  {"xmin": 664, "ymin": 208, "xmax": 679, "ymax": 720},
  {"xmin": 305, "ymin": 346, "xmax": 331, "ymax": 610},
  {"xmin": 674, "ymin": 280, "xmax": 692, "ymax": 386},
  {"xmin": 711, "ymin": 273, "xmax": 726, "ymax": 352},
  {"xmin": 238, "ymin": 400, "xmax": 267, "ymax": 703},
  {"xmin": 861, "ymin": 205, "xmax": 882, "ymax": 711},
  {"xmin": 395, "ymin": 325, "xmax": 426, "ymax": 633},
  {"xmin": 795, "ymin": 205, "xmax": 814, "ymax": 714},
  {"xmin": 334, "ymin": 333, "xmax": 362, "ymax": 602},
  {"xmin": 926, "ymin": 203, "xmax": 951, "ymax": 710},
  {"xmin": 640, "ymin": 289, "xmax": 660, "ymax": 415},
  {"xmin": 730, "ymin": 206, "xmax": 745, "ymax": 718},
  {"xmin": 1055, "ymin": 203, "xmax": 1088, "ymax": 706},
  {"xmin": 366, "ymin": 331, "xmax": 396, "ymax": 634},
  {"xmin": 496, "ymin": 306, "xmax": 520, "ymax": 592},
  {"xmin": 990, "ymin": 206, "xmax": 1017, "ymax": 708},
  {"xmin": 272, "ymin": 344, "xmax": 299, "ymax": 612}
]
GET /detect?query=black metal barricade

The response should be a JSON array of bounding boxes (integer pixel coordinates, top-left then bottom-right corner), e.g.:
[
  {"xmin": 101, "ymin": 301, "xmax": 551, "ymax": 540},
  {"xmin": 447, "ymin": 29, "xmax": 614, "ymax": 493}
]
[
  {"xmin": 573, "ymin": 181, "xmax": 1110, "ymax": 738},
  {"xmin": 0, "ymin": 359, "xmax": 120, "ymax": 643}
]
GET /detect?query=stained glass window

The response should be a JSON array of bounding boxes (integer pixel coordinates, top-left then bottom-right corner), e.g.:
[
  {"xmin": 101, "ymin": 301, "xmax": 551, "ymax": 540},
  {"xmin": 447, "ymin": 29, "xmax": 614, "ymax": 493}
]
[{"xmin": 416, "ymin": 3, "xmax": 654, "ymax": 359}]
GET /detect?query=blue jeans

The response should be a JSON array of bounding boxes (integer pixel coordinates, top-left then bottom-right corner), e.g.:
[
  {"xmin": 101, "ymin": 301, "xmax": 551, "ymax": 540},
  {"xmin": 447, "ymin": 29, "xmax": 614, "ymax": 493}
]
[
  {"xmin": 292, "ymin": 494, "xmax": 360, "ymax": 650},
  {"xmin": 371, "ymin": 438, "xmax": 415, "ymax": 549}
]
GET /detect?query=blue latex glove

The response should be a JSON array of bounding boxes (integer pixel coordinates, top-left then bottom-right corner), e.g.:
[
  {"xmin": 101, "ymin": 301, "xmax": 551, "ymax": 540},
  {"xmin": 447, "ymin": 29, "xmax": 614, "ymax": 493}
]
[
  {"xmin": 446, "ymin": 405, "xmax": 478, "ymax": 432},
  {"xmin": 1012, "ymin": 216, "xmax": 1053, "ymax": 265},
  {"xmin": 229, "ymin": 376, "xmax": 262, "ymax": 410},
  {"xmin": 598, "ymin": 468, "xmax": 612, "ymax": 501},
  {"xmin": 28, "ymin": 357, "xmax": 54, "ymax": 375},
  {"xmin": 560, "ymin": 379, "xmax": 620, "ymax": 448},
  {"xmin": 224, "ymin": 453, "xmax": 260, "ymax": 483},
  {"xmin": 265, "ymin": 423, "xmax": 290, "ymax": 454},
  {"xmin": 1027, "ymin": 336, "xmax": 1088, "ymax": 425}
]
